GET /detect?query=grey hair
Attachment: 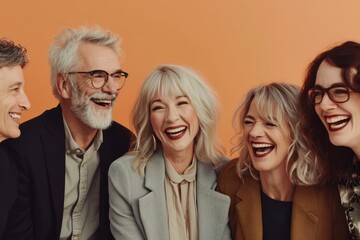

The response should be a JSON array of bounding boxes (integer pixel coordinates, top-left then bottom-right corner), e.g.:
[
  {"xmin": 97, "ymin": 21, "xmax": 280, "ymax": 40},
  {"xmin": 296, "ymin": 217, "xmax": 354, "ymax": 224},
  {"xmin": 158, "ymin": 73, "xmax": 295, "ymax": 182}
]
[
  {"xmin": 48, "ymin": 26, "xmax": 122, "ymax": 99},
  {"xmin": 0, "ymin": 38, "xmax": 28, "ymax": 69},
  {"xmin": 131, "ymin": 64, "xmax": 224, "ymax": 176},
  {"xmin": 233, "ymin": 82, "xmax": 321, "ymax": 185}
]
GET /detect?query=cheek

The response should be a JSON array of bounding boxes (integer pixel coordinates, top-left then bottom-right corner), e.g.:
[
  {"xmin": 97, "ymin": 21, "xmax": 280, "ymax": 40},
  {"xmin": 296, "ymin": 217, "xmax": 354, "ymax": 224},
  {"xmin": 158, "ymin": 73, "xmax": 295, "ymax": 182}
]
[
  {"xmin": 150, "ymin": 114, "xmax": 162, "ymax": 133},
  {"xmin": 314, "ymin": 105, "xmax": 322, "ymax": 118}
]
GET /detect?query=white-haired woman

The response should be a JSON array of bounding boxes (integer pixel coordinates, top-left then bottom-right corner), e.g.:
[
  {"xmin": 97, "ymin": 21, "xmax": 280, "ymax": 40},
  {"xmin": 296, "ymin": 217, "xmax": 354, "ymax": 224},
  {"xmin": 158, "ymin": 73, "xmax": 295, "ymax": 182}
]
[{"xmin": 108, "ymin": 64, "xmax": 231, "ymax": 240}]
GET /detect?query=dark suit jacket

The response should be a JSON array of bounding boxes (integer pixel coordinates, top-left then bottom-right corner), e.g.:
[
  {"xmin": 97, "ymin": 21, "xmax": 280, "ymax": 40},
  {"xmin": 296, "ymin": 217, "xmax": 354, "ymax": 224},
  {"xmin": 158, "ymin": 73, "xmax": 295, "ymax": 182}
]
[
  {"xmin": 217, "ymin": 159, "xmax": 350, "ymax": 240},
  {"xmin": 3, "ymin": 105, "xmax": 133, "ymax": 240},
  {"xmin": 0, "ymin": 144, "xmax": 18, "ymax": 239}
]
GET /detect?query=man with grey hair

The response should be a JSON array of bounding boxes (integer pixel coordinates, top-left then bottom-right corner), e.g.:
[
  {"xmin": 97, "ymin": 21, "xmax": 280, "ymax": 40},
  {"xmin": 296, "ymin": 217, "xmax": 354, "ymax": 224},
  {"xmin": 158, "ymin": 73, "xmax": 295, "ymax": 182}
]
[
  {"xmin": 0, "ymin": 38, "xmax": 30, "ymax": 239},
  {"xmin": 4, "ymin": 27, "xmax": 133, "ymax": 239}
]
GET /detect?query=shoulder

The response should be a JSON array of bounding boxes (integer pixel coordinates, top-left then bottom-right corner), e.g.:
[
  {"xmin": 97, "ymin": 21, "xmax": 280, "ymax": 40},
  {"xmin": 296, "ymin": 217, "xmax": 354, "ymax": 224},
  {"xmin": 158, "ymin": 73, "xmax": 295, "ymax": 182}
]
[
  {"xmin": 294, "ymin": 183, "xmax": 340, "ymax": 207},
  {"xmin": 105, "ymin": 121, "xmax": 133, "ymax": 136},
  {"xmin": 218, "ymin": 159, "xmax": 240, "ymax": 183},
  {"xmin": 216, "ymin": 159, "xmax": 244, "ymax": 196},
  {"xmin": 108, "ymin": 154, "xmax": 146, "ymax": 197},
  {"xmin": 109, "ymin": 154, "xmax": 135, "ymax": 176},
  {"xmin": 103, "ymin": 121, "xmax": 134, "ymax": 147}
]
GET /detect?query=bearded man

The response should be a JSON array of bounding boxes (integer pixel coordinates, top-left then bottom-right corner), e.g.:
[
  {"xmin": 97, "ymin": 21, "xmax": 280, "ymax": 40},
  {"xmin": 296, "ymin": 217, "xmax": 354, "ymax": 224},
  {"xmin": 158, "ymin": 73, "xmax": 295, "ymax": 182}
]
[{"xmin": 4, "ymin": 26, "xmax": 133, "ymax": 240}]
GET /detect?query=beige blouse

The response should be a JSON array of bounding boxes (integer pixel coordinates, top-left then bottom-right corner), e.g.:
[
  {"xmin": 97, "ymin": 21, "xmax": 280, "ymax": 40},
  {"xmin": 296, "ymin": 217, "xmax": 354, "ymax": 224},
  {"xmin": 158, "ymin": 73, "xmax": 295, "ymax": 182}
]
[{"xmin": 164, "ymin": 157, "xmax": 198, "ymax": 240}]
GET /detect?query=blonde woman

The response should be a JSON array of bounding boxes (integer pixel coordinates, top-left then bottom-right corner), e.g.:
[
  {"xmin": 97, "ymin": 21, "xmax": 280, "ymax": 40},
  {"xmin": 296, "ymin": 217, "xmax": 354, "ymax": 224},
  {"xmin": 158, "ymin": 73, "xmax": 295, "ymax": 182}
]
[{"xmin": 109, "ymin": 65, "xmax": 231, "ymax": 240}]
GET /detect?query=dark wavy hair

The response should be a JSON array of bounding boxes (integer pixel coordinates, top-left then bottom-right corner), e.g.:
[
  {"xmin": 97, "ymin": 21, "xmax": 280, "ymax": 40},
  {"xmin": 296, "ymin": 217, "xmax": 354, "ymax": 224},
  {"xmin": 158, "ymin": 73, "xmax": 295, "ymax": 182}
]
[
  {"xmin": 299, "ymin": 41, "xmax": 360, "ymax": 182},
  {"xmin": 0, "ymin": 38, "xmax": 28, "ymax": 69}
]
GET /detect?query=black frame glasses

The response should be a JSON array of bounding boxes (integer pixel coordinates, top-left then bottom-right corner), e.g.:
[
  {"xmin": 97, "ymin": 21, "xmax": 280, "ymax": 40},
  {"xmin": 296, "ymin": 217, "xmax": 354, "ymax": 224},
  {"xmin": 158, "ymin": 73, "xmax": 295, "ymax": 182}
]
[
  {"xmin": 307, "ymin": 84, "xmax": 351, "ymax": 105},
  {"xmin": 68, "ymin": 69, "xmax": 128, "ymax": 89}
]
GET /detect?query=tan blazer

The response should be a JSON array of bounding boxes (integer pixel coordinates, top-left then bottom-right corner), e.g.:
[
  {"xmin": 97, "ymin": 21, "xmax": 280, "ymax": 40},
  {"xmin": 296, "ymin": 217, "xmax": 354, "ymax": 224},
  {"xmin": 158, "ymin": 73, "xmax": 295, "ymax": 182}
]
[{"xmin": 217, "ymin": 159, "xmax": 350, "ymax": 240}]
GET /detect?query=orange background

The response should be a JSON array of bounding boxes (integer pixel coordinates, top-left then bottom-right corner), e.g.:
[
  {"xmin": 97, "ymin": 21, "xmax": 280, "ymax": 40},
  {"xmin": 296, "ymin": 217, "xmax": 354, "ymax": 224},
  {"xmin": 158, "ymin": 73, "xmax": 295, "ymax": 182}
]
[{"xmin": 1, "ymin": 1, "xmax": 360, "ymax": 155}]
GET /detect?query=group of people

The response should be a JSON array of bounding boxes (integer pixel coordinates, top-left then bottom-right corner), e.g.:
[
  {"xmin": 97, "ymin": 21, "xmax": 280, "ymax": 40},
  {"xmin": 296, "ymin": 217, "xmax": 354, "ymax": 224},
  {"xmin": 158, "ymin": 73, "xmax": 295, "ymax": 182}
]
[{"xmin": 0, "ymin": 25, "xmax": 360, "ymax": 240}]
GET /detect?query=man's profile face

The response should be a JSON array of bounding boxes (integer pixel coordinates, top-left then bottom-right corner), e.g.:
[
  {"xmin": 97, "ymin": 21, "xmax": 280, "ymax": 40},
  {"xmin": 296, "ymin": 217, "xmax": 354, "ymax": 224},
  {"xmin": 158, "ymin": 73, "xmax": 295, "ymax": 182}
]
[{"xmin": 0, "ymin": 65, "xmax": 30, "ymax": 141}]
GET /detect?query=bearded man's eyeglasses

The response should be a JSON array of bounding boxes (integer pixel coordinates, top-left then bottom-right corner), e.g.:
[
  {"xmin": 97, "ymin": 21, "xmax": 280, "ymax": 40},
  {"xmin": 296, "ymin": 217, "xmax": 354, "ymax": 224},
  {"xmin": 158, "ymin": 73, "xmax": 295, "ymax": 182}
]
[{"xmin": 68, "ymin": 69, "xmax": 128, "ymax": 89}]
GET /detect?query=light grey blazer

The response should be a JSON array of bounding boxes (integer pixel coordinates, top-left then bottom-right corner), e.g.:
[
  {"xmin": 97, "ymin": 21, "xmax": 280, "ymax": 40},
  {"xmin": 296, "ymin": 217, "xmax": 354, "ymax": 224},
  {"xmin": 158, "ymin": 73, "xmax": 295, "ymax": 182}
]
[{"xmin": 108, "ymin": 149, "xmax": 231, "ymax": 240}]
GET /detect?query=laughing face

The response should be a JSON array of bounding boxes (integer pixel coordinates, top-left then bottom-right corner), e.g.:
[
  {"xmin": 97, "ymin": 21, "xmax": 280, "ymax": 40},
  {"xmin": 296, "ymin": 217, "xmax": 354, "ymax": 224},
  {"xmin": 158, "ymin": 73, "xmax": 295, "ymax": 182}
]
[
  {"xmin": 69, "ymin": 42, "xmax": 121, "ymax": 129},
  {"xmin": 150, "ymin": 94, "xmax": 199, "ymax": 160},
  {"xmin": 0, "ymin": 65, "xmax": 30, "ymax": 141},
  {"xmin": 315, "ymin": 60, "xmax": 360, "ymax": 149},
  {"xmin": 244, "ymin": 97, "xmax": 291, "ymax": 175}
]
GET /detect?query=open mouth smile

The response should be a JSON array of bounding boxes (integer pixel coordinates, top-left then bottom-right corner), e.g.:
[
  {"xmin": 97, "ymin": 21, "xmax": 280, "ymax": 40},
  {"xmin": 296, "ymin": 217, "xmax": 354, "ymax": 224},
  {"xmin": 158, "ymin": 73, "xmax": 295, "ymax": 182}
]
[
  {"xmin": 325, "ymin": 115, "xmax": 350, "ymax": 131},
  {"xmin": 9, "ymin": 112, "xmax": 21, "ymax": 123},
  {"xmin": 165, "ymin": 126, "xmax": 187, "ymax": 140},
  {"xmin": 251, "ymin": 142, "xmax": 275, "ymax": 157},
  {"xmin": 91, "ymin": 98, "xmax": 114, "ymax": 107}
]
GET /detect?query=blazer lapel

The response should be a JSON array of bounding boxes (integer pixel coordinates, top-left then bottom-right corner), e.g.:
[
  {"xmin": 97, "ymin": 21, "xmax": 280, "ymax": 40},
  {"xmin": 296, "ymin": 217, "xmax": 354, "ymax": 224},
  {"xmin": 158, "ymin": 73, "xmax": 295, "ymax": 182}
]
[
  {"xmin": 235, "ymin": 176, "xmax": 263, "ymax": 240},
  {"xmin": 42, "ymin": 106, "xmax": 66, "ymax": 234},
  {"xmin": 291, "ymin": 186, "xmax": 318, "ymax": 240},
  {"xmin": 197, "ymin": 161, "xmax": 231, "ymax": 240},
  {"xmin": 138, "ymin": 150, "xmax": 169, "ymax": 240}
]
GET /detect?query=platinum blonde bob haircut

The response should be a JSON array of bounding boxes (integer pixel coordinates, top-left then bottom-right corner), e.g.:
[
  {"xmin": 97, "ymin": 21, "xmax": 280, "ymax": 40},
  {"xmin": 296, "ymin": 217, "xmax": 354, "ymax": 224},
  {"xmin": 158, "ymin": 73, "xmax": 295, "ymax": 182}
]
[{"xmin": 132, "ymin": 64, "xmax": 224, "ymax": 175}]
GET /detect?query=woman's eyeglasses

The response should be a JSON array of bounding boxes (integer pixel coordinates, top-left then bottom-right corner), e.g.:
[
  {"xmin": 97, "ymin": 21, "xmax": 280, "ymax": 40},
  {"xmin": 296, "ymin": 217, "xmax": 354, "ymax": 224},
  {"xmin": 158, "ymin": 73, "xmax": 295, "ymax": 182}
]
[{"xmin": 307, "ymin": 85, "xmax": 351, "ymax": 105}]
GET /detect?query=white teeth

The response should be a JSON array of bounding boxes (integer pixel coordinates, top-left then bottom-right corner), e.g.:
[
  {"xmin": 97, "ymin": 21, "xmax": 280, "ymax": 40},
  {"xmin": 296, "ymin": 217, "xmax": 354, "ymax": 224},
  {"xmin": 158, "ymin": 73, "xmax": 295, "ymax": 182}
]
[
  {"xmin": 252, "ymin": 143, "xmax": 272, "ymax": 148},
  {"xmin": 93, "ymin": 99, "xmax": 112, "ymax": 104},
  {"xmin": 166, "ymin": 127, "xmax": 186, "ymax": 134},
  {"xmin": 9, "ymin": 113, "xmax": 20, "ymax": 120},
  {"xmin": 255, "ymin": 148, "xmax": 272, "ymax": 155},
  {"xmin": 330, "ymin": 121, "xmax": 347, "ymax": 129},
  {"xmin": 326, "ymin": 116, "xmax": 349, "ymax": 124}
]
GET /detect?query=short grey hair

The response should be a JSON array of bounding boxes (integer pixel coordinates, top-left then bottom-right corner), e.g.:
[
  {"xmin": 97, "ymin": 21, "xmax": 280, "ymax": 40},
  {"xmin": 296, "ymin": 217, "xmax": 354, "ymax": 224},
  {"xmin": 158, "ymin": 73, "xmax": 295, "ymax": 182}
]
[
  {"xmin": 0, "ymin": 38, "xmax": 28, "ymax": 69},
  {"xmin": 48, "ymin": 26, "xmax": 122, "ymax": 99}
]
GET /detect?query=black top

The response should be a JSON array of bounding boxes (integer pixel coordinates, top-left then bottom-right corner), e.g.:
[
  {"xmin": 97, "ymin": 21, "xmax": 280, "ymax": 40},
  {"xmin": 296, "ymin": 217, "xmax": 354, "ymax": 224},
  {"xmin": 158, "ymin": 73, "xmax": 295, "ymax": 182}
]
[{"xmin": 261, "ymin": 190, "xmax": 292, "ymax": 240}]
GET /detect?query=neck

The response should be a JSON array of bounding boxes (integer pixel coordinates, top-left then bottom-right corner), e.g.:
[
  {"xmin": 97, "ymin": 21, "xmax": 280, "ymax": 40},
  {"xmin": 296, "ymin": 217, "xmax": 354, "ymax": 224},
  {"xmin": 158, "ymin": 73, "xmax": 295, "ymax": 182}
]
[
  {"xmin": 163, "ymin": 149, "xmax": 194, "ymax": 174},
  {"xmin": 260, "ymin": 171, "xmax": 294, "ymax": 201},
  {"xmin": 62, "ymin": 108, "xmax": 98, "ymax": 150}
]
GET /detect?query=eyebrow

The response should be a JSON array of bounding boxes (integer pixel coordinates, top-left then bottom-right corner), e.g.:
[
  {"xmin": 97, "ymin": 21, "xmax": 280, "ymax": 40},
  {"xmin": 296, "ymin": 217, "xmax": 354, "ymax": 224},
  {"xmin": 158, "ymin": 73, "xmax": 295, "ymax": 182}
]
[
  {"xmin": 313, "ymin": 82, "xmax": 347, "ymax": 88},
  {"xmin": 8, "ymin": 81, "xmax": 23, "ymax": 89}
]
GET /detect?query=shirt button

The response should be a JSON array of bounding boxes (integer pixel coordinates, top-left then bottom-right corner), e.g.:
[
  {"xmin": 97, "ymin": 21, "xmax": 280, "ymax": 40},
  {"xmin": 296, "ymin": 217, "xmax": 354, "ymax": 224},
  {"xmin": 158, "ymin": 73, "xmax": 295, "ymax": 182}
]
[{"xmin": 72, "ymin": 235, "xmax": 80, "ymax": 240}]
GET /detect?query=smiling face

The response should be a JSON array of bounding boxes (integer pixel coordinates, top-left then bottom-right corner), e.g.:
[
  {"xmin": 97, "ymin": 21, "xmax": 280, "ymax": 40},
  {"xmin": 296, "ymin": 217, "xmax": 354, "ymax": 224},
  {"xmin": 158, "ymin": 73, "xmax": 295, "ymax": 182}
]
[
  {"xmin": 150, "ymin": 94, "xmax": 199, "ymax": 160},
  {"xmin": 0, "ymin": 65, "xmax": 30, "ymax": 141},
  {"xmin": 69, "ymin": 42, "xmax": 121, "ymax": 129},
  {"xmin": 314, "ymin": 60, "xmax": 360, "ymax": 150},
  {"xmin": 244, "ymin": 97, "xmax": 291, "ymax": 176}
]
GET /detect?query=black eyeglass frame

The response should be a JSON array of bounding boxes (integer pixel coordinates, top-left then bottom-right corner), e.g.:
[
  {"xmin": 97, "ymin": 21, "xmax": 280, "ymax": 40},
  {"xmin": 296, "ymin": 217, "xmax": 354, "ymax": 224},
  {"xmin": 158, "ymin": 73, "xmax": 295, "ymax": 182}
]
[
  {"xmin": 67, "ymin": 69, "xmax": 128, "ymax": 89},
  {"xmin": 307, "ymin": 84, "xmax": 352, "ymax": 105}
]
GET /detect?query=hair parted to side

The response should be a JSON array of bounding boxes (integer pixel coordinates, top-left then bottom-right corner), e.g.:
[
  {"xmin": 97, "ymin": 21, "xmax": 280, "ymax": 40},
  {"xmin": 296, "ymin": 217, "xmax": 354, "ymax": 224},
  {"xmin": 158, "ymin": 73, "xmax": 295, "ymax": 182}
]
[
  {"xmin": 48, "ymin": 26, "xmax": 122, "ymax": 99},
  {"xmin": 131, "ymin": 64, "xmax": 224, "ymax": 176},
  {"xmin": 300, "ymin": 41, "xmax": 360, "ymax": 181},
  {"xmin": 0, "ymin": 38, "xmax": 28, "ymax": 69},
  {"xmin": 232, "ymin": 82, "xmax": 322, "ymax": 185}
]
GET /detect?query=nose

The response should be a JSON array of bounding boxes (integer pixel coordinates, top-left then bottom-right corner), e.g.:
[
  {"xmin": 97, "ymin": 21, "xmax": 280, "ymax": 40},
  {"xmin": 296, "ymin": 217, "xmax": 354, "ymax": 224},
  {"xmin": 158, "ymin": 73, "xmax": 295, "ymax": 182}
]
[
  {"xmin": 102, "ymin": 77, "xmax": 120, "ymax": 94},
  {"xmin": 249, "ymin": 122, "xmax": 265, "ymax": 138},
  {"xmin": 166, "ymin": 106, "xmax": 180, "ymax": 123},
  {"xmin": 19, "ymin": 91, "xmax": 31, "ymax": 110},
  {"xmin": 318, "ymin": 92, "xmax": 337, "ymax": 111}
]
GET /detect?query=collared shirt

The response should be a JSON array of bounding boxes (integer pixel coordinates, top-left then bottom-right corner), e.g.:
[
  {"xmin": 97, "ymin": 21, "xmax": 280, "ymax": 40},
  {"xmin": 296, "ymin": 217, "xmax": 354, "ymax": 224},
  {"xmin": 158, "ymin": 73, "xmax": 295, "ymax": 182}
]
[
  {"xmin": 164, "ymin": 156, "xmax": 198, "ymax": 240},
  {"xmin": 60, "ymin": 119, "xmax": 103, "ymax": 240}
]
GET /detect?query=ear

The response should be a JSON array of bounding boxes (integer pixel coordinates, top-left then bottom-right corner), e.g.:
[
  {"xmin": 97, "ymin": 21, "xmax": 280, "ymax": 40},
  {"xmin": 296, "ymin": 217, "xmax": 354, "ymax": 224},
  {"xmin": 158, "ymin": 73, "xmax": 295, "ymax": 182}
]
[{"xmin": 56, "ymin": 73, "xmax": 71, "ymax": 99}]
